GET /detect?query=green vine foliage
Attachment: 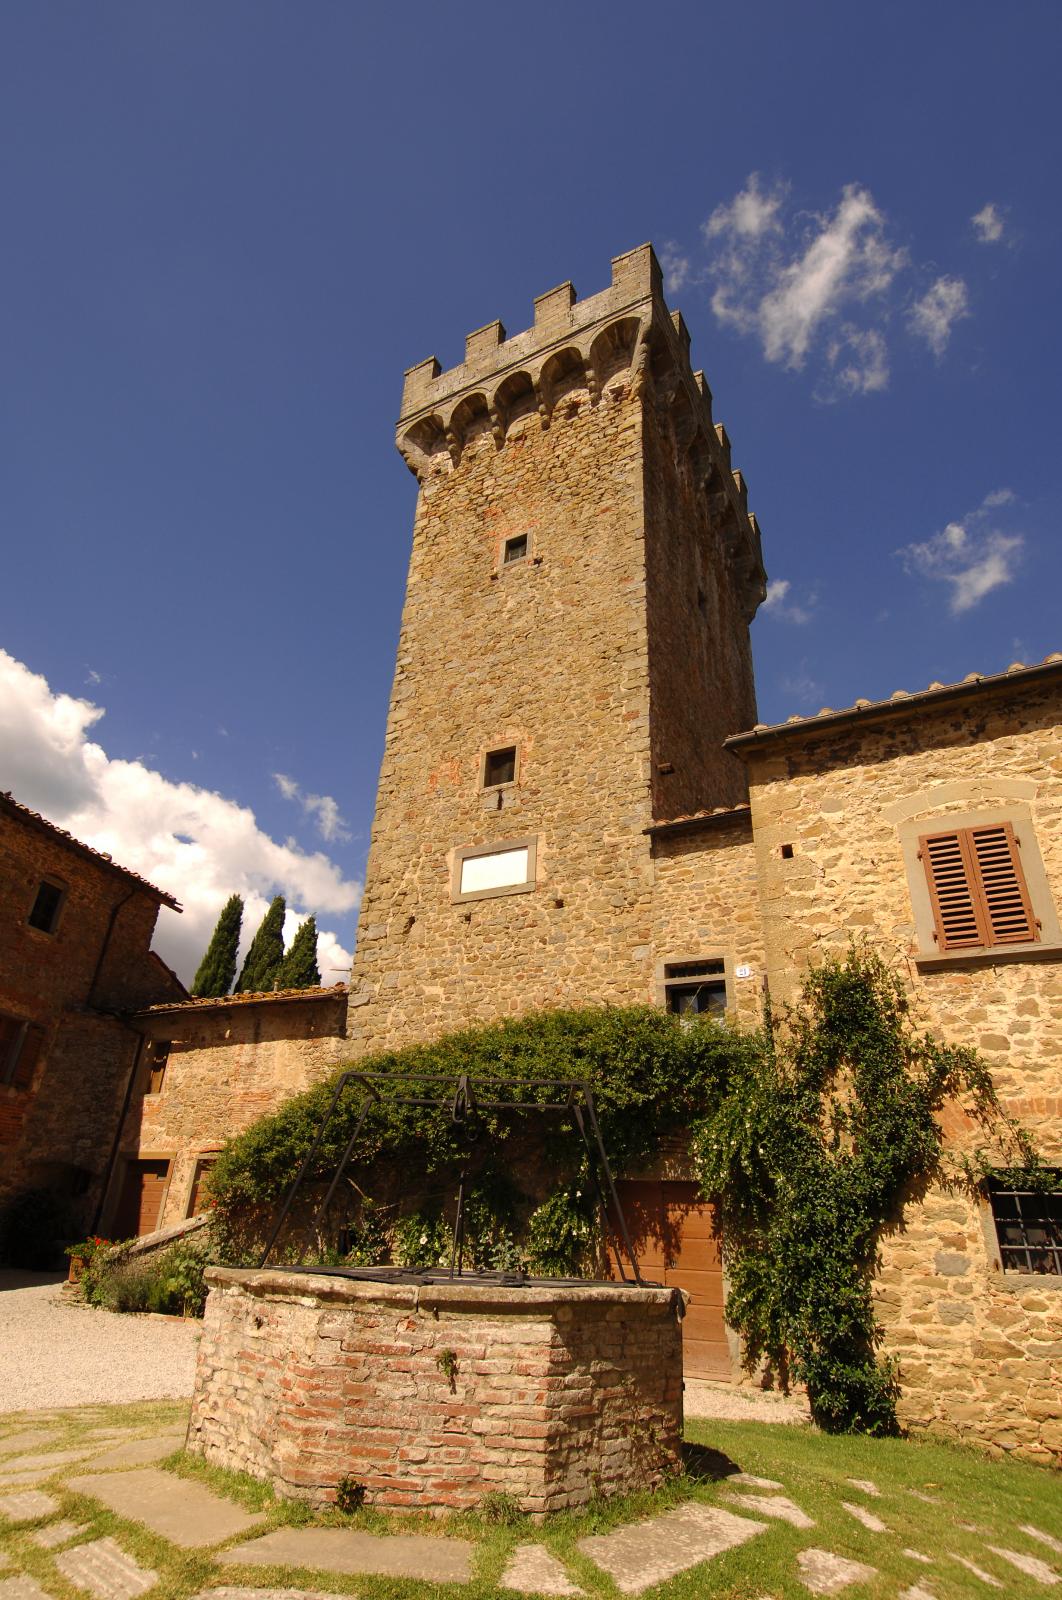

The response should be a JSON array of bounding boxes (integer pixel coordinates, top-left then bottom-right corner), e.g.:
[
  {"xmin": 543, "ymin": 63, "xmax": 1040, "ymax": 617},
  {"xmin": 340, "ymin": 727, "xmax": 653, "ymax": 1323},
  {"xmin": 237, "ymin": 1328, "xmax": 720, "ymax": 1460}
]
[
  {"xmin": 207, "ymin": 952, "xmax": 1032, "ymax": 1435},
  {"xmin": 692, "ymin": 950, "xmax": 1013, "ymax": 1434}
]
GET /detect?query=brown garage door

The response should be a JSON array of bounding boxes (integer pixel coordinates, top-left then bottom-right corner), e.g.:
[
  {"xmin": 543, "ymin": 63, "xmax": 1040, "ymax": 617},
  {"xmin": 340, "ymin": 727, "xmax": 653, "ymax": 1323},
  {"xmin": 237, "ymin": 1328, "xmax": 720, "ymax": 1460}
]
[
  {"xmin": 112, "ymin": 1159, "xmax": 170, "ymax": 1238},
  {"xmin": 614, "ymin": 1179, "xmax": 730, "ymax": 1380}
]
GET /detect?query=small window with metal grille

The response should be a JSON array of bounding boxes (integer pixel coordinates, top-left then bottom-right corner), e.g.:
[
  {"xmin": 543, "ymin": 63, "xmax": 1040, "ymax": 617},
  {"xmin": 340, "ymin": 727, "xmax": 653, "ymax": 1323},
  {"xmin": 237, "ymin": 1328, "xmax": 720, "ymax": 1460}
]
[
  {"xmin": 502, "ymin": 533, "xmax": 528, "ymax": 565},
  {"xmin": 663, "ymin": 959, "xmax": 728, "ymax": 1018},
  {"xmin": 482, "ymin": 746, "xmax": 517, "ymax": 789},
  {"xmin": 988, "ymin": 1176, "xmax": 1062, "ymax": 1275}
]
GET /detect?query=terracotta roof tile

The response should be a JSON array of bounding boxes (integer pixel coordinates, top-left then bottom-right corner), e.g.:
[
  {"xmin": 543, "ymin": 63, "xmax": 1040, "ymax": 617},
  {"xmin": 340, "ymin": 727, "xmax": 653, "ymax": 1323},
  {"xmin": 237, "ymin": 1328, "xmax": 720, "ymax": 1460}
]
[
  {"xmin": 134, "ymin": 983, "xmax": 348, "ymax": 1018},
  {"xmin": 0, "ymin": 790, "xmax": 181, "ymax": 908},
  {"xmin": 725, "ymin": 653, "xmax": 1062, "ymax": 751},
  {"xmin": 645, "ymin": 803, "xmax": 752, "ymax": 836}
]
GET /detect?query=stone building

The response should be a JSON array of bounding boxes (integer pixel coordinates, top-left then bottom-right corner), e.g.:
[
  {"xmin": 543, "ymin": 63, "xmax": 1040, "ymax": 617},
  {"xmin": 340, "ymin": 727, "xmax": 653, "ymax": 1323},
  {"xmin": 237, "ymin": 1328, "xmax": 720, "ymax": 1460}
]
[
  {"xmin": 114, "ymin": 246, "xmax": 1061, "ymax": 1462},
  {"xmin": 105, "ymin": 986, "xmax": 348, "ymax": 1235},
  {"xmin": 0, "ymin": 791, "xmax": 186, "ymax": 1240}
]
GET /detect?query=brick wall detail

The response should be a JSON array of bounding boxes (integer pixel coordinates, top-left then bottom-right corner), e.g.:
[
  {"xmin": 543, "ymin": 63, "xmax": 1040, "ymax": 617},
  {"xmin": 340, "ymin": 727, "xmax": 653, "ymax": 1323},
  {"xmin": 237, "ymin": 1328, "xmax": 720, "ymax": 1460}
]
[{"xmin": 189, "ymin": 1268, "xmax": 684, "ymax": 1514}]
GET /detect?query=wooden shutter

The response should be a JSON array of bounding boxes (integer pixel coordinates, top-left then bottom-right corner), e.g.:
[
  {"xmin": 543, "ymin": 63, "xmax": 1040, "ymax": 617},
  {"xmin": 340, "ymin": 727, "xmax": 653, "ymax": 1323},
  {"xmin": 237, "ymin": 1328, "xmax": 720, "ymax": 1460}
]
[{"xmin": 920, "ymin": 823, "xmax": 1038, "ymax": 951}]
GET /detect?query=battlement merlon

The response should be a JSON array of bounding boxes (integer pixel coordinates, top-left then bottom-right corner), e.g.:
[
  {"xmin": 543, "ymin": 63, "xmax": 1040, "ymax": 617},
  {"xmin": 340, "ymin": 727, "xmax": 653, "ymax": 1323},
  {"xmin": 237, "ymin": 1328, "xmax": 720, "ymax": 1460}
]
[
  {"xmin": 396, "ymin": 244, "xmax": 767, "ymax": 621},
  {"xmin": 399, "ymin": 244, "xmax": 664, "ymax": 420}
]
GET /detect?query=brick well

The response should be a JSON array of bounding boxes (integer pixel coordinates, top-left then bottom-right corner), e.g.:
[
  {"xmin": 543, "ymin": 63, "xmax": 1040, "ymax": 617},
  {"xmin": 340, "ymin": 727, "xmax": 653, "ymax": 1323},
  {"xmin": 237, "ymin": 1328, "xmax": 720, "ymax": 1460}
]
[{"xmin": 188, "ymin": 1267, "xmax": 685, "ymax": 1515}]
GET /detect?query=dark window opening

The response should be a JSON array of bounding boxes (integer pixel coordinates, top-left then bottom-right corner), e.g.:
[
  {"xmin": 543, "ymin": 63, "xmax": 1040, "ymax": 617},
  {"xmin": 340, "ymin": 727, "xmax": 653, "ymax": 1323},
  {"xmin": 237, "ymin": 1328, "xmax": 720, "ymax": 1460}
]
[
  {"xmin": 144, "ymin": 1042, "xmax": 170, "ymax": 1096},
  {"xmin": 502, "ymin": 534, "xmax": 528, "ymax": 564},
  {"xmin": 28, "ymin": 880, "xmax": 65, "ymax": 934},
  {"xmin": 484, "ymin": 746, "xmax": 517, "ymax": 787},
  {"xmin": 780, "ymin": 843, "xmax": 794, "ymax": 859},
  {"xmin": 0, "ymin": 1012, "xmax": 46, "ymax": 1089},
  {"xmin": 989, "ymin": 1177, "xmax": 1062, "ymax": 1275},
  {"xmin": 664, "ymin": 959, "xmax": 727, "ymax": 1018}
]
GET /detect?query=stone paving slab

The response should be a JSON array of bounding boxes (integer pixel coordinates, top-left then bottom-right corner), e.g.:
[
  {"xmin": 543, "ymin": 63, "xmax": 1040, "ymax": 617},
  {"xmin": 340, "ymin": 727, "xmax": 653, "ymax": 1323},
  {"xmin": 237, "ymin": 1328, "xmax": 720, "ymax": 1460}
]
[
  {"xmin": 723, "ymin": 1491, "xmax": 814, "ymax": 1529},
  {"xmin": 64, "ymin": 1469, "xmax": 265, "ymax": 1549},
  {"xmin": 796, "ymin": 1548, "xmax": 877, "ymax": 1595},
  {"xmin": 501, "ymin": 1543, "xmax": 585, "ymax": 1595},
  {"xmin": 988, "ymin": 1546, "xmax": 1059, "ymax": 1585},
  {"xmin": 1024, "ymin": 1528, "xmax": 1062, "ymax": 1558},
  {"xmin": 0, "ymin": 1578, "xmax": 52, "ymax": 1600},
  {"xmin": 903, "ymin": 1549, "xmax": 933, "ymax": 1564},
  {"xmin": 0, "ymin": 1433, "xmax": 60, "ymax": 1458},
  {"xmin": 901, "ymin": 1587, "xmax": 935, "ymax": 1600},
  {"xmin": 841, "ymin": 1500, "xmax": 887, "ymax": 1533},
  {"xmin": 2, "ymin": 1449, "xmax": 102, "ymax": 1475},
  {"xmin": 81, "ymin": 1436, "xmax": 185, "ymax": 1472},
  {"xmin": 0, "ymin": 1491, "xmax": 60, "ymax": 1522},
  {"xmin": 846, "ymin": 1478, "xmax": 880, "ymax": 1497},
  {"xmin": 192, "ymin": 1590, "xmax": 338, "ymax": 1600},
  {"xmin": 31, "ymin": 1519, "xmax": 90, "ymax": 1548},
  {"xmin": 728, "ymin": 1473, "xmax": 784, "ymax": 1490},
  {"xmin": 577, "ymin": 1502, "xmax": 766, "ymax": 1595},
  {"xmin": 56, "ymin": 1535, "xmax": 158, "ymax": 1599},
  {"xmin": 950, "ymin": 1553, "xmax": 1003, "ymax": 1588},
  {"xmin": 0, "ymin": 1474, "xmax": 54, "ymax": 1492},
  {"xmin": 224, "ymin": 1527, "xmax": 474, "ymax": 1584}
]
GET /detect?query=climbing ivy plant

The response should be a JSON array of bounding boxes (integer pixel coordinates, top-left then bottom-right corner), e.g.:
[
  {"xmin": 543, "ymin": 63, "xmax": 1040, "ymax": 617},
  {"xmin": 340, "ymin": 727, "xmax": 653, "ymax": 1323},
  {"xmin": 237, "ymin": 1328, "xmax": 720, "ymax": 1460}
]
[{"xmin": 207, "ymin": 950, "xmax": 1033, "ymax": 1436}]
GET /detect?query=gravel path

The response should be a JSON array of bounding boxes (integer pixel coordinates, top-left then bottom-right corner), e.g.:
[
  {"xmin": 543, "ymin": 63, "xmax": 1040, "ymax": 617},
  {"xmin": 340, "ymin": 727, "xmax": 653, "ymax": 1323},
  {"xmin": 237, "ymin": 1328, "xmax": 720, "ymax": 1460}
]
[
  {"xmin": 684, "ymin": 1377, "xmax": 810, "ymax": 1424},
  {"xmin": 0, "ymin": 1272, "xmax": 200, "ymax": 1413}
]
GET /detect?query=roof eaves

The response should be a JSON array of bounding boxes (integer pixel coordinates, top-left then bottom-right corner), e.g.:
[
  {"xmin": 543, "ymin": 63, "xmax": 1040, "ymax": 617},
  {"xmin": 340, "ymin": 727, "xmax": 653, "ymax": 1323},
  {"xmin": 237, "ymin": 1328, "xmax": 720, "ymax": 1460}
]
[
  {"xmin": 644, "ymin": 804, "xmax": 752, "ymax": 837},
  {"xmin": 724, "ymin": 655, "xmax": 1062, "ymax": 754},
  {"xmin": 0, "ymin": 791, "xmax": 182, "ymax": 908}
]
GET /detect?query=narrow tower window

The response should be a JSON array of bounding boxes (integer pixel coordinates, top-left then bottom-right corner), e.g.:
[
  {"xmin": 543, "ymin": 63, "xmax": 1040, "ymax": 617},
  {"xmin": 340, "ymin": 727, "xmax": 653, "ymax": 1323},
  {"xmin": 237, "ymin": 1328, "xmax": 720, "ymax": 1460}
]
[
  {"xmin": 483, "ymin": 746, "xmax": 517, "ymax": 788},
  {"xmin": 502, "ymin": 533, "xmax": 528, "ymax": 565},
  {"xmin": 28, "ymin": 880, "xmax": 65, "ymax": 934}
]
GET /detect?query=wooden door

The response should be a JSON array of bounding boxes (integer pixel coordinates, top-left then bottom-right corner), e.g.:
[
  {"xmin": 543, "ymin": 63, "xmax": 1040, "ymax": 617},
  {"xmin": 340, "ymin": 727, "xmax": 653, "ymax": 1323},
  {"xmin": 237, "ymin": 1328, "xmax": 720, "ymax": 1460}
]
[
  {"xmin": 614, "ymin": 1179, "xmax": 730, "ymax": 1380},
  {"xmin": 112, "ymin": 1159, "xmax": 170, "ymax": 1238}
]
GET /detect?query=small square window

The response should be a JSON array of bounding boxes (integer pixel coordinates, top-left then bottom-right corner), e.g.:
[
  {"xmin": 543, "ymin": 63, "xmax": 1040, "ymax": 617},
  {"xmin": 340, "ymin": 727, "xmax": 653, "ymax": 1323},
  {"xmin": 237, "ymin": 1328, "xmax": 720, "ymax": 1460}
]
[
  {"xmin": 28, "ymin": 880, "xmax": 65, "ymax": 934},
  {"xmin": 988, "ymin": 1176, "xmax": 1062, "ymax": 1275},
  {"xmin": 663, "ymin": 959, "xmax": 728, "ymax": 1018},
  {"xmin": 502, "ymin": 534, "xmax": 528, "ymax": 565},
  {"xmin": 483, "ymin": 746, "xmax": 517, "ymax": 788}
]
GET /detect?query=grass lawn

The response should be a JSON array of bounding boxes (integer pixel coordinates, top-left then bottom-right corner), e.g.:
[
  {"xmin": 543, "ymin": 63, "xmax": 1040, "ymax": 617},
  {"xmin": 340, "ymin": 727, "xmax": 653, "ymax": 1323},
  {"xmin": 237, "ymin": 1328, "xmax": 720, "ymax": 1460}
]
[{"xmin": 1, "ymin": 1400, "xmax": 1060, "ymax": 1598}]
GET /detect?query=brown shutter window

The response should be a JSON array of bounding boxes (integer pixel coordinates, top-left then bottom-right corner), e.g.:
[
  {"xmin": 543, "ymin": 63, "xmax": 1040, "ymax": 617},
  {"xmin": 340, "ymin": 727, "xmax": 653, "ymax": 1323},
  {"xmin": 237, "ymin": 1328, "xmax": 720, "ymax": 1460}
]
[{"xmin": 920, "ymin": 823, "xmax": 1038, "ymax": 952}]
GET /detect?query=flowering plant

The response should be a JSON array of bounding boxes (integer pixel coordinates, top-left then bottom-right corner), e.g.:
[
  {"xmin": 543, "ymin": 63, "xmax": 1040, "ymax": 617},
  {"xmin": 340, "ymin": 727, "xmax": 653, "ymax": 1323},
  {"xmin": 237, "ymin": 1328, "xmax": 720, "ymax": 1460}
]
[{"xmin": 64, "ymin": 1236, "xmax": 111, "ymax": 1261}]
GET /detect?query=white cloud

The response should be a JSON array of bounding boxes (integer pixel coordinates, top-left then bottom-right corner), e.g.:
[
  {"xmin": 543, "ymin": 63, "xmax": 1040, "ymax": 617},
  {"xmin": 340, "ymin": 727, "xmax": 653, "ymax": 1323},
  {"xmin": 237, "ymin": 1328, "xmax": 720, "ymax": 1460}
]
[
  {"xmin": 704, "ymin": 180, "xmax": 906, "ymax": 380},
  {"xmin": 780, "ymin": 664, "xmax": 824, "ymax": 708},
  {"xmin": 0, "ymin": 649, "xmax": 359, "ymax": 986},
  {"xmin": 897, "ymin": 490, "xmax": 1024, "ymax": 614},
  {"xmin": 907, "ymin": 275, "xmax": 970, "ymax": 356},
  {"xmin": 760, "ymin": 578, "xmax": 817, "ymax": 625},
  {"xmin": 704, "ymin": 173, "xmax": 786, "ymax": 243},
  {"xmin": 824, "ymin": 325, "xmax": 889, "ymax": 396},
  {"xmin": 273, "ymin": 771, "xmax": 352, "ymax": 844},
  {"xmin": 658, "ymin": 241, "xmax": 692, "ymax": 294},
  {"xmin": 971, "ymin": 203, "xmax": 1004, "ymax": 244}
]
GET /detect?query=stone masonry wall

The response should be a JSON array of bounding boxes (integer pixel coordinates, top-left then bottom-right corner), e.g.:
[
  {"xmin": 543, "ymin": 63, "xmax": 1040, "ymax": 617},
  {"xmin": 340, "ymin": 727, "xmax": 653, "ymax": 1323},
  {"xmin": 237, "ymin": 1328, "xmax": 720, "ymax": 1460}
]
[
  {"xmin": 116, "ymin": 992, "xmax": 348, "ymax": 1231},
  {"xmin": 347, "ymin": 381, "xmax": 659, "ymax": 1054},
  {"xmin": 189, "ymin": 1268, "xmax": 684, "ymax": 1514},
  {"xmin": 642, "ymin": 401, "xmax": 756, "ymax": 819},
  {"xmin": 740, "ymin": 681, "xmax": 1062, "ymax": 1464},
  {"xmin": 649, "ymin": 818, "xmax": 766, "ymax": 1029}
]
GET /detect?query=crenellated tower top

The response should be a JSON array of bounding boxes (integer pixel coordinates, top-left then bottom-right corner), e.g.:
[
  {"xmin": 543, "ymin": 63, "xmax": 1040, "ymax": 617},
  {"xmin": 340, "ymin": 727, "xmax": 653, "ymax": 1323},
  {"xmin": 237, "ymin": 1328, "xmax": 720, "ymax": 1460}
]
[{"xmin": 395, "ymin": 243, "xmax": 765, "ymax": 623}]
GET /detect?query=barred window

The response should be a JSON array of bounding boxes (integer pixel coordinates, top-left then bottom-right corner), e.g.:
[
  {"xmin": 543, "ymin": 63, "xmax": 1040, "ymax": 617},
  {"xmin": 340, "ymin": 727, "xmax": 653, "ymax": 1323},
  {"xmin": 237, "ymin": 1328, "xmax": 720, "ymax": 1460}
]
[{"xmin": 988, "ymin": 1176, "xmax": 1062, "ymax": 1275}]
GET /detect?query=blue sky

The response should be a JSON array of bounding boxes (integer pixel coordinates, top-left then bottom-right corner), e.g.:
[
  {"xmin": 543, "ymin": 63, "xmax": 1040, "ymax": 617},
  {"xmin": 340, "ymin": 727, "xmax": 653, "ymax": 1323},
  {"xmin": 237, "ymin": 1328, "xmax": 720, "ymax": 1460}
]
[{"xmin": 2, "ymin": 2, "xmax": 1060, "ymax": 982}]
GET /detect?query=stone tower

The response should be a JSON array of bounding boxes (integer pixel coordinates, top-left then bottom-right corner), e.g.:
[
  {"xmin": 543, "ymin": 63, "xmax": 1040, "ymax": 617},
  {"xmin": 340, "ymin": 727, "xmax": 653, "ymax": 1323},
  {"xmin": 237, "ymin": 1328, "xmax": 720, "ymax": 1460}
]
[{"xmin": 347, "ymin": 245, "xmax": 766, "ymax": 1053}]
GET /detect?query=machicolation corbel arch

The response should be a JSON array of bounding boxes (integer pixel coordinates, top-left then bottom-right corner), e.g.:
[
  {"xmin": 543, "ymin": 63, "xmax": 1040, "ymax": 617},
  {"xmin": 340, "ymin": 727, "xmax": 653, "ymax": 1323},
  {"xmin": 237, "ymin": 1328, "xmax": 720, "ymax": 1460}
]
[{"xmin": 396, "ymin": 243, "xmax": 767, "ymax": 623}]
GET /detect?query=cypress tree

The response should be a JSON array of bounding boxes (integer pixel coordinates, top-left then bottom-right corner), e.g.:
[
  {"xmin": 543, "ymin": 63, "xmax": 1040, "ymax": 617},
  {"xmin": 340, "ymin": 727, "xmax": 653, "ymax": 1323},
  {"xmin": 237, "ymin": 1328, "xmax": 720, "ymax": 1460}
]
[
  {"xmin": 191, "ymin": 894, "xmax": 243, "ymax": 998},
  {"xmin": 276, "ymin": 915, "xmax": 322, "ymax": 990},
  {"xmin": 236, "ymin": 895, "xmax": 286, "ymax": 993}
]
